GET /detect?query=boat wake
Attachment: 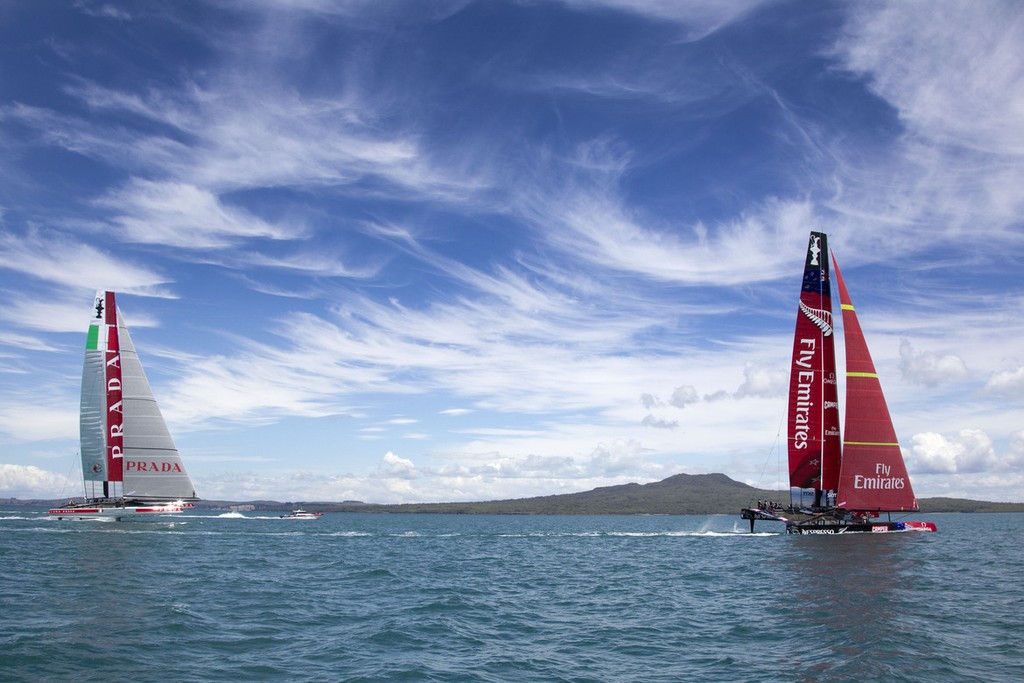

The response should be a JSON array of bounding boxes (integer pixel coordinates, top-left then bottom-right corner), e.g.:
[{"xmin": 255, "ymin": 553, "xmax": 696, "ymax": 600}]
[{"xmin": 664, "ymin": 530, "xmax": 779, "ymax": 537}]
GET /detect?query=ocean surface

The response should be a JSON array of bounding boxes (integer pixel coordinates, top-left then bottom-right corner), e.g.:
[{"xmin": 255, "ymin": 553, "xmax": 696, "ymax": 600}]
[{"xmin": 1, "ymin": 510, "xmax": 1020, "ymax": 682}]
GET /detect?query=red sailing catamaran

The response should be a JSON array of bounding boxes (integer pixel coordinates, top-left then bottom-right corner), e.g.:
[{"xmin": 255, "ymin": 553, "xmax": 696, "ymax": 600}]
[{"xmin": 742, "ymin": 232, "xmax": 936, "ymax": 534}]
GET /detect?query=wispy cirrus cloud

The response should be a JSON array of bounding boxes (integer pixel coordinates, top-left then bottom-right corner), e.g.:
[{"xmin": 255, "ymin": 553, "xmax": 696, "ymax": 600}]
[
  {"xmin": 63, "ymin": 79, "xmax": 422, "ymax": 193},
  {"xmin": 826, "ymin": 1, "xmax": 1024, "ymax": 242},
  {"xmin": 554, "ymin": 0, "xmax": 770, "ymax": 39},
  {"xmin": 2, "ymin": 1, "xmax": 1024, "ymax": 505},
  {"xmin": 837, "ymin": 1, "xmax": 1024, "ymax": 156},
  {"xmin": 95, "ymin": 180, "xmax": 302, "ymax": 249},
  {"xmin": 504, "ymin": 136, "xmax": 820, "ymax": 287},
  {"xmin": 0, "ymin": 230, "xmax": 174, "ymax": 303}
]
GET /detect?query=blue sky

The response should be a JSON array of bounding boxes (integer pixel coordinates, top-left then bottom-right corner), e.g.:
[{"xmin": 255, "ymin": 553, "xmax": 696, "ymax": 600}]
[{"xmin": 1, "ymin": 0, "xmax": 1022, "ymax": 504}]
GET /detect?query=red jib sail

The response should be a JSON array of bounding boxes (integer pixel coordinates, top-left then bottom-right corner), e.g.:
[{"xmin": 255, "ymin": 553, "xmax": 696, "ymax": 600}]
[
  {"xmin": 832, "ymin": 255, "xmax": 918, "ymax": 512},
  {"xmin": 787, "ymin": 232, "xmax": 841, "ymax": 492}
]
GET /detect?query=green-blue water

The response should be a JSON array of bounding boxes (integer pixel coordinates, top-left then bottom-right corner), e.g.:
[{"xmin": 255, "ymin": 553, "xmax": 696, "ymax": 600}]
[{"xmin": 1, "ymin": 511, "xmax": 1020, "ymax": 682}]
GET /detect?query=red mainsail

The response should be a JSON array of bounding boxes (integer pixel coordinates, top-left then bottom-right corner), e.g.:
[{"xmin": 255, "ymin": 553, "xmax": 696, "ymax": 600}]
[
  {"xmin": 832, "ymin": 255, "xmax": 918, "ymax": 512},
  {"xmin": 787, "ymin": 232, "xmax": 841, "ymax": 492}
]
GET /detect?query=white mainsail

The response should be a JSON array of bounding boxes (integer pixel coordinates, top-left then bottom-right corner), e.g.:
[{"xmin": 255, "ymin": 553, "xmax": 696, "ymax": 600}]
[{"xmin": 79, "ymin": 299, "xmax": 107, "ymax": 482}]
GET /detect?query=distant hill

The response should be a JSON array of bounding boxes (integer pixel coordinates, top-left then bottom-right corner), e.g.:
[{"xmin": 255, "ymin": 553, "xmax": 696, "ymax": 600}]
[
  {"xmin": 318, "ymin": 473, "xmax": 770, "ymax": 515},
  {"xmin": 319, "ymin": 472, "xmax": 1024, "ymax": 515},
  {"xmin": 916, "ymin": 497, "xmax": 1024, "ymax": 513},
  {"xmin": 6, "ymin": 473, "xmax": 1022, "ymax": 514}
]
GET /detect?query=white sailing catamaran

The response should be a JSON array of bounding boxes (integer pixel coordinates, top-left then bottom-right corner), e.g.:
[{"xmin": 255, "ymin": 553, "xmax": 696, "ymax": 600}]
[{"xmin": 50, "ymin": 291, "xmax": 198, "ymax": 520}]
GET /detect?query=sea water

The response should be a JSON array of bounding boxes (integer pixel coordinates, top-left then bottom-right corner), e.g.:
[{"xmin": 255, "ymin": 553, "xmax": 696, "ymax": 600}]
[{"xmin": 0, "ymin": 511, "xmax": 1020, "ymax": 682}]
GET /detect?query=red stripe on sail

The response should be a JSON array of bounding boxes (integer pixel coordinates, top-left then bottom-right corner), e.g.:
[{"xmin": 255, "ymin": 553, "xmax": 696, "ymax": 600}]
[
  {"xmin": 104, "ymin": 291, "xmax": 124, "ymax": 483},
  {"xmin": 832, "ymin": 256, "xmax": 918, "ymax": 512}
]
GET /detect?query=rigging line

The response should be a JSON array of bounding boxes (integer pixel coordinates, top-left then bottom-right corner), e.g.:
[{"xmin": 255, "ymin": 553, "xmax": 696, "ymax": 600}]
[
  {"xmin": 57, "ymin": 451, "xmax": 80, "ymax": 500},
  {"xmin": 752, "ymin": 407, "xmax": 786, "ymax": 497}
]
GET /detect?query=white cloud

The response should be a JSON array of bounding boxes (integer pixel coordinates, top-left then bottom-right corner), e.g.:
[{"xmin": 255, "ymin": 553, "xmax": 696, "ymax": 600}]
[
  {"xmin": 908, "ymin": 429, "xmax": 999, "ymax": 474},
  {"xmin": 830, "ymin": 1, "xmax": 1024, "ymax": 236},
  {"xmin": 0, "ymin": 230, "xmax": 173, "ymax": 300},
  {"xmin": 588, "ymin": 438, "xmax": 653, "ymax": 476},
  {"xmin": 640, "ymin": 393, "xmax": 662, "ymax": 409},
  {"xmin": 670, "ymin": 386, "xmax": 699, "ymax": 408},
  {"xmin": 641, "ymin": 414, "xmax": 678, "ymax": 430},
  {"xmin": 97, "ymin": 180, "xmax": 300, "ymax": 249},
  {"xmin": 523, "ymin": 147, "xmax": 817, "ymax": 286},
  {"xmin": 898, "ymin": 339, "xmax": 968, "ymax": 387},
  {"xmin": 0, "ymin": 463, "xmax": 68, "ymax": 498},
  {"xmin": 0, "ymin": 332, "xmax": 64, "ymax": 353},
  {"xmin": 74, "ymin": 2, "xmax": 133, "ymax": 20},
  {"xmin": 703, "ymin": 390, "xmax": 730, "ymax": 403},
  {"xmin": 555, "ymin": 0, "xmax": 770, "ymax": 40},
  {"xmin": 983, "ymin": 366, "xmax": 1024, "ymax": 399},
  {"xmin": 3, "ymin": 1, "xmax": 1024, "ymax": 506},
  {"xmin": 0, "ymin": 404, "xmax": 77, "ymax": 442},
  {"xmin": 838, "ymin": 1, "xmax": 1024, "ymax": 156},
  {"xmin": 240, "ymin": 248, "xmax": 382, "ymax": 278},
  {"xmin": 1011, "ymin": 430, "xmax": 1024, "ymax": 456},
  {"xmin": 380, "ymin": 451, "xmax": 417, "ymax": 479},
  {"xmin": 734, "ymin": 362, "xmax": 786, "ymax": 399},
  {"xmin": 439, "ymin": 408, "xmax": 471, "ymax": 416}
]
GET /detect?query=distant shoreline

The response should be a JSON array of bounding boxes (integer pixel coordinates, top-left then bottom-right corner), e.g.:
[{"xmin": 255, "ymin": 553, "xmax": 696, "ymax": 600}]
[{"xmin": 6, "ymin": 473, "xmax": 1023, "ymax": 515}]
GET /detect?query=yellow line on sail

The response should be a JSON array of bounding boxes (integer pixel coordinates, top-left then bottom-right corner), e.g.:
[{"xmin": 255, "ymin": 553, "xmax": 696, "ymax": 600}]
[
  {"xmin": 841, "ymin": 303, "xmax": 855, "ymax": 311},
  {"xmin": 847, "ymin": 371, "xmax": 878, "ymax": 378},
  {"xmin": 844, "ymin": 441, "xmax": 900, "ymax": 447}
]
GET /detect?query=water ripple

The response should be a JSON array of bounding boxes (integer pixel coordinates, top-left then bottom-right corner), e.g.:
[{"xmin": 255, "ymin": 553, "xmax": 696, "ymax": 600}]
[{"xmin": 0, "ymin": 512, "xmax": 1019, "ymax": 681}]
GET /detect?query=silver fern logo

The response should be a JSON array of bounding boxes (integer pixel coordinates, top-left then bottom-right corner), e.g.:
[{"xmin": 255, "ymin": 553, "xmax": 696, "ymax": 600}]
[{"xmin": 799, "ymin": 301, "xmax": 833, "ymax": 336}]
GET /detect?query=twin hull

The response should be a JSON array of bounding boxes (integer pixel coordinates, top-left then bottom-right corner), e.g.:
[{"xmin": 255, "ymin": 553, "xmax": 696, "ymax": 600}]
[
  {"xmin": 49, "ymin": 502, "xmax": 191, "ymax": 519},
  {"xmin": 788, "ymin": 521, "xmax": 938, "ymax": 535}
]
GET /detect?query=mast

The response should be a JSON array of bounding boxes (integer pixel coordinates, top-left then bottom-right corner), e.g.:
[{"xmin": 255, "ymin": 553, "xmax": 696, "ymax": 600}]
[
  {"xmin": 786, "ymin": 232, "xmax": 842, "ymax": 505},
  {"xmin": 831, "ymin": 256, "xmax": 918, "ymax": 512}
]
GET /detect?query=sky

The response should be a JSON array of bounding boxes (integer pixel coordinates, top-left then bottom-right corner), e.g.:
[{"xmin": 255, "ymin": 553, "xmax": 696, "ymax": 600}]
[{"xmin": 1, "ymin": 0, "xmax": 1022, "ymax": 504}]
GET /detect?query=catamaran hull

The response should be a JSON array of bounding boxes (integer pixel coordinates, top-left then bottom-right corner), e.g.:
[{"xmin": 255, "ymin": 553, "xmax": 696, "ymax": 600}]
[
  {"xmin": 787, "ymin": 521, "xmax": 937, "ymax": 535},
  {"xmin": 741, "ymin": 508, "xmax": 937, "ymax": 534},
  {"xmin": 49, "ymin": 502, "xmax": 192, "ymax": 520}
]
